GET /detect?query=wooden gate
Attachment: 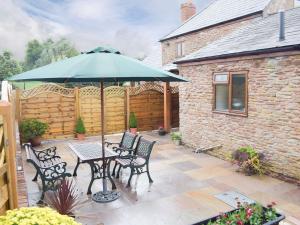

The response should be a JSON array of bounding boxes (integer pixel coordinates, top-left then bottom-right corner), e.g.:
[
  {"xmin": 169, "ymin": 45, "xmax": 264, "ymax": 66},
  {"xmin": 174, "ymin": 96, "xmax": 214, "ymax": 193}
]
[{"xmin": 0, "ymin": 102, "xmax": 18, "ymax": 215}]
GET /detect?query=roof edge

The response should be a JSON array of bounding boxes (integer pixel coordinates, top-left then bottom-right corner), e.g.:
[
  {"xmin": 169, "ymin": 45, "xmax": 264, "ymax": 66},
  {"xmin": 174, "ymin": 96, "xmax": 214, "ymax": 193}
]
[
  {"xmin": 159, "ymin": 11, "xmax": 262, "ymax": 42},
  {"xmin": 175, "ymin": 45, "xmax": 300, "ymax": 64}
]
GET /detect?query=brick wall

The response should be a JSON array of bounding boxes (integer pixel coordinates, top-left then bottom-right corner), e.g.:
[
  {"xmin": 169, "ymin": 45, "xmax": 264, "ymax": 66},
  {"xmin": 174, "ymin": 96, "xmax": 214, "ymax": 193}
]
[
  {"xmin": 178, "ymin": 54, "xmax": 300, "ymax": 181},
  {"xmin": 161, "ymin": 15, "xmax": 259, "ymax": 66}
]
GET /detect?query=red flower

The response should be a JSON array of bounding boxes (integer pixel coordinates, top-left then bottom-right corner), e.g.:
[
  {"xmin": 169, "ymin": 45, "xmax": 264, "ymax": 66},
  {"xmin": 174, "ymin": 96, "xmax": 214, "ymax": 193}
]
[{"xmin": 237, "ymin": 220, "xmax": 244, "ymax": 225}]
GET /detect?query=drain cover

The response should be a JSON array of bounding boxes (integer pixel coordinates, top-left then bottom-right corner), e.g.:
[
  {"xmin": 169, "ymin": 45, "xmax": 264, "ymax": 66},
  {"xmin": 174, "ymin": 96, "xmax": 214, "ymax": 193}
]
[{"xmin": 215, "ymin": 191, "xmax": 255, "ymax": 208}]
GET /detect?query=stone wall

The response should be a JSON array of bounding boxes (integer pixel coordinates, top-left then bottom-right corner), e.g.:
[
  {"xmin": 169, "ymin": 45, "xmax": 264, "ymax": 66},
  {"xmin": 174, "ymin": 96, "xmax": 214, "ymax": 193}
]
[
  {"xmin": 178, "ymin": 54, "xmax": 300, "ymax": 181},
  {"xmin": 161, "ymin": 15, "xmax": 259, "ymax": 65}
]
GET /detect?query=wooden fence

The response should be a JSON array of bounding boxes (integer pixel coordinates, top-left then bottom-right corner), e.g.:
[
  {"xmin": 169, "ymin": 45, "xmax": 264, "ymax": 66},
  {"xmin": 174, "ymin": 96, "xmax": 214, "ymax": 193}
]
[
  {"xmin": 18, "ymin": 83, "xmax": 179, "ymax": 139},
  {"xmin": 0, "ymin": 82, "xmax": 18, "ymax": 215}
]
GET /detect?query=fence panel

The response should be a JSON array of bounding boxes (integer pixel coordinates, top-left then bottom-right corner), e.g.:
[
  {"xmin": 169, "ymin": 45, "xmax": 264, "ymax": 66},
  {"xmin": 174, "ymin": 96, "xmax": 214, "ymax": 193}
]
[
  {"xmin": 130, "ymin": 84, "xmax": 164, "ymax": 131},
  {"xmin": 19, "ymin": 83, "xmax": 179, "ymax": 139},
  {"xmin": 20, "ymin": 84, "xmax": 76, "ymax": 139}
]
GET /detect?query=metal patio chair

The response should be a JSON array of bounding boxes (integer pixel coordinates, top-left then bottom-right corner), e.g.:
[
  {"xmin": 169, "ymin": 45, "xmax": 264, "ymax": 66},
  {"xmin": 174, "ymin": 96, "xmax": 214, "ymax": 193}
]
[{"xmin": 114, "ymin": 137, "xmax": 156, "ymax": 187}]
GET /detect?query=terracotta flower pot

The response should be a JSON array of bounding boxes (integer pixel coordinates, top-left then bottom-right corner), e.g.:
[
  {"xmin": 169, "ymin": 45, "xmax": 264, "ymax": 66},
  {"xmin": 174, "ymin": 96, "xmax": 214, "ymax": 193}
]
[
  {"xmin": 130, "ymin": 128, "xmax": 137, "ymax": 135},
  {"xmin": 77, "ymin": 133, "xmax": 85, "ymax": 141},
  {"xmin": 30, "ymin": 136, "xmax": 42, "ymax": 147}
]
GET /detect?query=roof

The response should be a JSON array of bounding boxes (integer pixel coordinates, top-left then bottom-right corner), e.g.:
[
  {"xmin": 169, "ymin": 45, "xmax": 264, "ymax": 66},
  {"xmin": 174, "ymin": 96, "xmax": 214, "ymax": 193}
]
[
  {"xmin": 176, "ymin": 7, "xmax": 300, "ymax": 63},
  {"xmin": 161, "ymin": 0, "xmax": 272, "ymax": 41},
  {"xmin": 143, "ymin": 46, "xmax": 178, "ymax": 71}
]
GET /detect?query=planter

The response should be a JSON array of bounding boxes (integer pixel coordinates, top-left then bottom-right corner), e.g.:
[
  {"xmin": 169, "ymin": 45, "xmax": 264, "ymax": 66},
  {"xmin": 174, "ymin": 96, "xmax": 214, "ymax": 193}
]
[
  {"xmin": 76, "ymin": 133, "xmax": 85, "ymax": 141},
  {"xmin": 30, "ymin": 136, "xmax": 42, "ymax": 147},
  {"xmin": 191, "ymin": 207, "xmax": 285, "ymax": 225},
  {"xmin": 174, "ymin": 139, "xmax": 181, "ymax": 146},
  {"xmin": 158, "ymin": 129, "xmax": 166, "ymax": 136},
  {"xmin": 130, "ymin": 128, "xmax": 137, "ymax": 135}
]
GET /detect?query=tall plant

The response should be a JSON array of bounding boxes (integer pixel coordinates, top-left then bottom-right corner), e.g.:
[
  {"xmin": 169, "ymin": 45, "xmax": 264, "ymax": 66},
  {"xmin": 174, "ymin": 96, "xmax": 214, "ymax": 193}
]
[
  {"xmin": 45, "ymin": 179, "xmax": 79, "ymax": 216},
  {"xmin": 129, "ymin": 112, "xmax": 137, "ymax": 128},
  {"xmin": 75, "ymin": 117, "xmax": 86, "ymax": 134}
]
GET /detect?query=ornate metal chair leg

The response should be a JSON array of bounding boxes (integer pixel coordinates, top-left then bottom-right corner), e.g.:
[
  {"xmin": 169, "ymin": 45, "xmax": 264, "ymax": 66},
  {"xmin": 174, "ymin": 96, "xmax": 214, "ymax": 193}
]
[
  {"xmin": 73, "ymin": 157, "xmax": 80, "ymax": 176},
  {"xmin": 146, "ymin": 164, "xmax": 153, "ymax": 183},
  {"xmin": 32, "ymin": 171, "xmax": 38, "ymax": 181},
  {"xmin": 112, "ymin": 161, "xmax": 118, "ymax": 177},
  {"xmin": 126, "ymin": 167, "xmax": 134, "ymax": 188},
  {"xmin": 116, "ymin": 165, "xmax": 122, "ymax": 179}
]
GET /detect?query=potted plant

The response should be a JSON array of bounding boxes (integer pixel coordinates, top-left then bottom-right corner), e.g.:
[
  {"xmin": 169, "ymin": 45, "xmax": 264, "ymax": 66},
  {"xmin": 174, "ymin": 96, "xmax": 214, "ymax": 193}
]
[
  {"xmin": 129, "ymin": 112, "xmax": 138, "ymax": 134},
  {"xmin": 192, "ymin": 202, "xmax": 285, "ymax": 225},
  {"xmin": 158, "ymin": 125, "xmax": 166, "ymax": 136},
  {"xmin": 232, "ymin": 146, "xmax": 264, "ymax": 176},
  {"xmin": 75, "ymin": 117, "xmax": 86, "ymax": 140},
  {"xmin": 171, "ymin": 132, "xmax": 182, "ymax": 146},
  {"xmin": 20, "ymin": 119, "xmax": 48, "ymax": 146}
]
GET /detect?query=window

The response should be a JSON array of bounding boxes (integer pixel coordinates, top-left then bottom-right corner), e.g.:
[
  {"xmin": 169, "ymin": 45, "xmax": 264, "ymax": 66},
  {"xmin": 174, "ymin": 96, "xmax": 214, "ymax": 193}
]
[
  {"xmin": 213, "ymin": 72, "xmax": 248, "ymax": 115},
  {"xmin": 176, "ymin": 42, "xmax": 185, "ymax": 57}
]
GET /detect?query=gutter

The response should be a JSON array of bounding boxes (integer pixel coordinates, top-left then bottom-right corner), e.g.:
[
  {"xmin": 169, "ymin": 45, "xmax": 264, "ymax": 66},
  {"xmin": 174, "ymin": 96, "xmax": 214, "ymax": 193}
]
[
  {"xmin": 159, "ymin": 11, "xmax": 263, "ymax": 42},
  {"xmin": 174, "ymin": 45, "xmax": 300, "ymax": 64}
]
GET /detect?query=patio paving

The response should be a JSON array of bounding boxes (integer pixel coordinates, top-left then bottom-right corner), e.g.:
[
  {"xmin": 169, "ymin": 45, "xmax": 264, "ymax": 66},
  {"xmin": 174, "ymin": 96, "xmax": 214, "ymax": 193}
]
[{"xmin": 22, "ymin": 131, "xmax": 300, "ymax": 225}]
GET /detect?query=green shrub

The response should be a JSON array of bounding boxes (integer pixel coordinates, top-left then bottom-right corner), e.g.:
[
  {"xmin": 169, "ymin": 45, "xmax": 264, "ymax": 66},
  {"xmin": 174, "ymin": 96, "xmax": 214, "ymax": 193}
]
[
  {"xmin": 20, "ymin": 119, "xmax": 48, "ymax": 142},
  {"xmin": 129, "ymin": 112, "xmax": 137, "ymax": 128},
  {"xmin": 171, "ymin": 132, "xmax": 181, "ymax": 141},
  {"xmin": 75, "ymin": 117, "xmax": 86, "ymax": 134},
  {"xmin": 0, "ymin": 207, "xmax": 81, "ymax": 225},
  {"xmin": 232, "ymin": 146, "xmax": 264, "ymax": 175}
]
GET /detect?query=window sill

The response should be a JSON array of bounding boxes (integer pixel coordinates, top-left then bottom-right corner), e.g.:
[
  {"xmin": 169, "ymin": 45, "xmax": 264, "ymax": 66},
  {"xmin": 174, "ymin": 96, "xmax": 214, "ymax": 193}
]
[{"xmin": 212, "ymin": 110, "xmax": 248, "ymax": 117}]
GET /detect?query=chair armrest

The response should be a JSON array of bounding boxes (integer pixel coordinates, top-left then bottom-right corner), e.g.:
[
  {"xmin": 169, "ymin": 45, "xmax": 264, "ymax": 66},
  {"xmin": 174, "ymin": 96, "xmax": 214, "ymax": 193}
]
[
  {"xmin": 105, "ymin": 141, "xmax": 120, "ymax": 147},
  {"xmin": 115, "ymin": 147, "xmax": 134, "ymax": 156},
  {"xmin": 35, "ymin": 146, "xmax": 58, "ymax": 161},
  {"xmin": 40, "ymin": 162, "xmax": 69, "ymax": 180}
]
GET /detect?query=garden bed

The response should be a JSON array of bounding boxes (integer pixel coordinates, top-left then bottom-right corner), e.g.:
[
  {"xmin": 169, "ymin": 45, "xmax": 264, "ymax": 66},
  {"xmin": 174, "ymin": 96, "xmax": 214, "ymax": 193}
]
[{"xmin": 192, "ymin": 204, "xmax": 285, "ymax": 225}]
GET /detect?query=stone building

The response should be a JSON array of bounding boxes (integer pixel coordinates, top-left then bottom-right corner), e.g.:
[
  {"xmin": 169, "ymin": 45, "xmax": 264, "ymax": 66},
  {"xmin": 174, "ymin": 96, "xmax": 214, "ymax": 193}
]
[{"xmin": 160, "ymin": 0, "xmax": 300, "ymax": 181}]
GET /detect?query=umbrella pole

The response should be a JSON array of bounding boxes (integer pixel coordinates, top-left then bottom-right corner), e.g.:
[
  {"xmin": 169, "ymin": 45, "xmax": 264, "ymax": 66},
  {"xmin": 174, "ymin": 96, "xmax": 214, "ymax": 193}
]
[
  {"xmin": 101, "ymin": 81, "xmax": 108, "ymax": 193},
  {"xmin": 92, "ymin": 81, "xmax": 120, "ymax": 203}
]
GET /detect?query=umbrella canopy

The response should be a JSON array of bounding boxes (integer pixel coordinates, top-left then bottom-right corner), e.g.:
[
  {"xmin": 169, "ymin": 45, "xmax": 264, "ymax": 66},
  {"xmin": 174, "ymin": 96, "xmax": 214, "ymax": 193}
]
[
  {"xmin": 10, "ymin": 47, "xmax": 187, "ymax": 83},
  {"xmin": 9, "ymin": 46, "xmax": 187, "ymax": 203}
]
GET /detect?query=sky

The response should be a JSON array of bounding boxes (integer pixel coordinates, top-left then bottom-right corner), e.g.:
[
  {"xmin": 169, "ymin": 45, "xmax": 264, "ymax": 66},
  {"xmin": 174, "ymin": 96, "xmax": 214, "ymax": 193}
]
[{"xmin": 0, "ymin": 0, "xmax": 214, "ymax": 60}]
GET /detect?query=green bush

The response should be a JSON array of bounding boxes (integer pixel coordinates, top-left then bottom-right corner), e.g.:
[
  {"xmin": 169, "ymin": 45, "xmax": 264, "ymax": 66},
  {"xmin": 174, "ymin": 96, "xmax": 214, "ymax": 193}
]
[
  {"xmin": 0, "ymin": 207, "xmax": 81, "ymax": 225},
  {"xmin": 171, "ymin": 132, "xmax": 182, "ymax": 141},
  {"xmin": 20, "ymin": 119, "xmax": 48, "ymax": 142},
  {"xmin": 129, "ymin": 112, "xmax": 137, "ymax": 128},
  {"xmin": 75, "ymin": 117, "xmax": 86, "ymax": 134}
]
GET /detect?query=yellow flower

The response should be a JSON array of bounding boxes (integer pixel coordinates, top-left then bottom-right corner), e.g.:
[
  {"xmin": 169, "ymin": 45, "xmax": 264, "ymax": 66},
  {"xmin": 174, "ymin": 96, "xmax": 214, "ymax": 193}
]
[{"xmin": 0, "ymin": 207, "xmax": 81, "ymax": 225}]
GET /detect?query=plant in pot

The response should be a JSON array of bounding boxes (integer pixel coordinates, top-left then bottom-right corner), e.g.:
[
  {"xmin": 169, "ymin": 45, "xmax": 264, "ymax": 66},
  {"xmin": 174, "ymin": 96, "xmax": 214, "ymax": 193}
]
[
  {"xmin": 158, "ymin": 125, "xmax": 166, "ymax": 136},
  {"xmin": 171, "ymin": 132, "xmax": 182, "ymax": 146},
  {"xmin": 75, "ymin": 117, "xmax": 86, "ymax": 140},
  {"xmin": 232, "ymin": 146, "xmax": 264, "ymax": 176},
  {"xmin": 20, "ymin": 119, "xmax": 48, "ymax": 147},
  {"xmin": 129, "ymin": 112, "xmax": 138, "ymax": 134}
]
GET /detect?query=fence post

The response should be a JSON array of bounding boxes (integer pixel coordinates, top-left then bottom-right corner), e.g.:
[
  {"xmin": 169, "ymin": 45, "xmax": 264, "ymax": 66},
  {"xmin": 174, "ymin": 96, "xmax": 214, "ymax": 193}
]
[
  {"xmin": 15, "ymin": 89, "xmax": 21, "ymax": 123},
  {"xmin": 126, "ymin": 87, "xmax": 130, "ymax": 130},
  {"xmin": 0, "ymin": 101, "xmax": 18, "ymax": 209},
  {"xmin": 164, "ymin": 82, "xmax": 171, "ymax": 133},
  {"xmin": 75, "ymin": 87, "xmax": 80, "ymax": 119}
]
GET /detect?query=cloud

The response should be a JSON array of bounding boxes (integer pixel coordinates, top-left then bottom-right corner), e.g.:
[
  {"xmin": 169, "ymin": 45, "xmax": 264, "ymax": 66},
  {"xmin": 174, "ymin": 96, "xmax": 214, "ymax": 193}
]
[{"xmin": 0, "ymin": 0, "xmax": 213, "ymax": 60}]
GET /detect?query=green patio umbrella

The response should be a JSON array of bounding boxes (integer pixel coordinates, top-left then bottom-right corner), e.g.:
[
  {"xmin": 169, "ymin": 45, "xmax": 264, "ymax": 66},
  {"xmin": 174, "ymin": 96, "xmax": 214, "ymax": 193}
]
[{"xmin": 9, "ymin": 46, "xmax": 187, "ymax": 203}]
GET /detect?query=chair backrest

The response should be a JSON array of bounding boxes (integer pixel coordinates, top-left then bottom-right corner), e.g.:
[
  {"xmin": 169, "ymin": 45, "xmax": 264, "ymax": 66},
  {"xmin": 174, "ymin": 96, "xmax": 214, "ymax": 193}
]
[
  {"xmin": 135, "ymin": 137, "xmax": 156, "ymax": 160},
  {"xmin": 120, "ymin": 132, "xmax": 138, "ymax": 149},
  {"xmin": 24, "ymin": 144, "xmax": 41, "ymax": 167}
]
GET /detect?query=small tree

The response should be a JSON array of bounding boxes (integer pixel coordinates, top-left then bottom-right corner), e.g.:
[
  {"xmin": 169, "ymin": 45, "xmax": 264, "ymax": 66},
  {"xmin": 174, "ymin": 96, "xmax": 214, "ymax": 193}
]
[
  {"xmin": 129, "ymin": 112, "xmax": 137, "ymax": 128},
  {"xmin": 75, "ymin": 117, "xmax": 86, "ymax": 134}
]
